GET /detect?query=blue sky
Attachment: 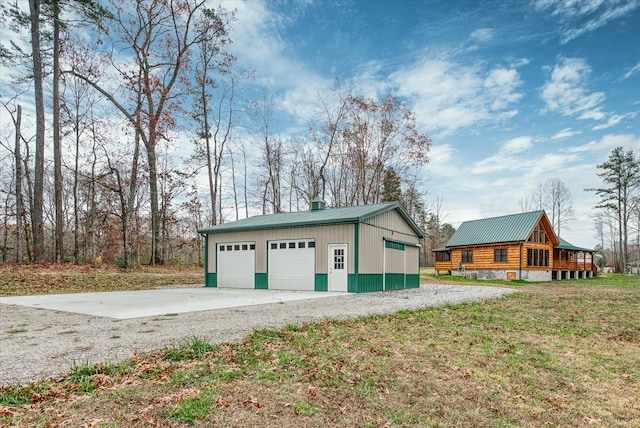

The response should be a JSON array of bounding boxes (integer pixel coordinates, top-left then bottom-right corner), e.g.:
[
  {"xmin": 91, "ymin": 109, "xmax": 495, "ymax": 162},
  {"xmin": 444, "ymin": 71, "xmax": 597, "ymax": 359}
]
[{"xmin": 216, "ymin": 0, "xmax": 640, "ymax": 248}]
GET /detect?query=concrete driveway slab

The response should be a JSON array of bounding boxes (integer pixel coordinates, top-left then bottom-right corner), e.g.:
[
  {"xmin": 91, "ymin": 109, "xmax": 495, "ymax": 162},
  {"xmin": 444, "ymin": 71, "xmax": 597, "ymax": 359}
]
[{"xmin": 0, "ymin": 287, "xmax": 345, "ymax": 319}]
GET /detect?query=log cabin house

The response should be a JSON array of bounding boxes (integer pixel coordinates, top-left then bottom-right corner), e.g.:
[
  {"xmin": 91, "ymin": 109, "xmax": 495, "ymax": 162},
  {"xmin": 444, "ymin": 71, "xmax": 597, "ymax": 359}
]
[{"xmin": 433, "ymin": 210, "xmax": 596, "ymax": 281}]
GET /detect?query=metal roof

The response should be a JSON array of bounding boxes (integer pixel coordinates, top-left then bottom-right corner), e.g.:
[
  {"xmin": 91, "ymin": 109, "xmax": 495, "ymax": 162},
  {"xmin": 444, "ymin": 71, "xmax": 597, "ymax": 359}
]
[
  {"xmin": 445, "ymin": 210, "xmax": 547, "ymax": 247},
  {"xmin": 556, "ymin": 237, "xmax": 593, "ymax": 252},
  {"xmin": 198, "ymin": 202, "xmax": 424, "ymax": 237}
]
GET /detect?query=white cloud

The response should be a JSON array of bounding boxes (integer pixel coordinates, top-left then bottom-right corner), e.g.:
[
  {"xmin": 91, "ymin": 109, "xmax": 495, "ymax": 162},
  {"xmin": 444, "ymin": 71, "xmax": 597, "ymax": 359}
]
[
  {"xmin": 217, "ymin": 0, "xmax": 329, "ymax": 124},
  {"xmin": 592, "ymin": 112, "xmax": 637, "ymax": 131},
  {"xmin": 623, "ymin": 62, "xmax": 640, "ymax": 80},
  {"xmin": 567, "ymin": 133, "xmax": 640, "ymax": 154},
  {"xmin": 427, "ymin": 144, "xmax": 457, "ymax": 177},
  {"xmin": 541, "ymin": 57, "xmax": 605, "ymax": 120},
  {"xmin": 551, "ymin": 128, "xmax": 582, "ymax": 139},
  {"xmin": 471, "ymin": 136, "xmax": 533, "ymax": 174},
  {"xmin": 503, "ymin": 136, "xmax": 533, "ymax": 153},
  {"xmin": 391, "ymin": 59, "xmax": 523, "ymax": 136},
  {"xmin": 535, "ymin": 0, "xmax": 640, "ymax": 44},
  {"xmin": 470, "ymin": 28, "xmax": 494, "ymax": 43}
]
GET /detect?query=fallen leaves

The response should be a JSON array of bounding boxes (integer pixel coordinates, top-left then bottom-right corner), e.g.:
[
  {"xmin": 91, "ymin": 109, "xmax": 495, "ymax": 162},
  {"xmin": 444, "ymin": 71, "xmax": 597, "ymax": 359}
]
[
  {"xmin": 135, "ymin": 388, "xmax": 201, "ymax": 425},
  {"xmin": 241, "ymin": 396, "xmax": 262, "ymax": 411}
]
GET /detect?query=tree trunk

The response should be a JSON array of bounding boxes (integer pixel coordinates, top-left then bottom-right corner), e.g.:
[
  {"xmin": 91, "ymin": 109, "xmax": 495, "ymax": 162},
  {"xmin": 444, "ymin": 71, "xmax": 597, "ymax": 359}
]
[
  {"xmin": 228, "ymin": 145, "xmax": 239, "ymax": 220},
  {"xmin": 122, "ymin": 122, "xmax": 141, "ymax": 269},
  {"xmin": 29, "ymin": 0, "xmax": 46, "ymax": 262},
  {"xmin": 15, "ymin": 105, "xmax": 24, "ymax": 263},
  {"xmin": 53, "ymin": 0, "xmax": 64, "ymax": 263},
  {"xmin": 147, "ymin": 143, "xmax": 163, "ymax": 265},
  {"xmin": 73, "ymin": 109, "xmax": 80, "ymax": 264}
]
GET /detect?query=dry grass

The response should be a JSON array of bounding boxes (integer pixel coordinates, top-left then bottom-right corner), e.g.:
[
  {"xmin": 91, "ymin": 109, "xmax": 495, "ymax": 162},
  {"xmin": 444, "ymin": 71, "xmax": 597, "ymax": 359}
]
[
  {"xmin": 0, "ymin": 263, "xmax": 203, "ymax": 296},
  {"xmin": 1, "ymin": 272, "xmax": 639, "ymax": 427}
]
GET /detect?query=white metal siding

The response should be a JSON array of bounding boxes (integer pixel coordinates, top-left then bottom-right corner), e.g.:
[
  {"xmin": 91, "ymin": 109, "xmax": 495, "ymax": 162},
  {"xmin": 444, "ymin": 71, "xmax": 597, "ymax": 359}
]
[
  {"xmin": 217, "ymin": 242, "xmax": 255, "ymax": 288},
  {"xmin": 268, "ymin": 239, "xmax": 315, "ymax": 290}
]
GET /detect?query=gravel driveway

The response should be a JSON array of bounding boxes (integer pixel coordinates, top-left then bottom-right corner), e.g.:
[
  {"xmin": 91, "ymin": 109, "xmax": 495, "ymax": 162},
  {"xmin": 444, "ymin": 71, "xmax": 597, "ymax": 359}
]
[{"xmin": 0, "ymin": 283, "xmax": 516, "ymax": 386}]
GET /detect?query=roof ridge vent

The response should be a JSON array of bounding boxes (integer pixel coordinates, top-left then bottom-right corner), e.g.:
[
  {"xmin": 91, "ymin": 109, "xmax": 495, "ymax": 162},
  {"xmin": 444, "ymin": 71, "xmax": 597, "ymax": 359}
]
[{"xmin": 311, "ymin": 198, "xmax": 326, "ymax": 211}]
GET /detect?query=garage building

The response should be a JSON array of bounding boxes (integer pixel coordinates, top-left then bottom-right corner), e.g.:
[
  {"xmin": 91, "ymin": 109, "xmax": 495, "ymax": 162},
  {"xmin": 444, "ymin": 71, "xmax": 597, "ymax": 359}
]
[{"xmin": 198, "ymin": 199, "xmax": 424, "ymax": 293}]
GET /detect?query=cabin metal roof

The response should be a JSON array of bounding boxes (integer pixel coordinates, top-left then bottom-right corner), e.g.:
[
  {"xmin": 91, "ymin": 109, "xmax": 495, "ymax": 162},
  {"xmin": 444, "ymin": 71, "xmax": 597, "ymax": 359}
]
[
  {"xmin": 445, "ymin": 211, "xmax": 546, "ymax": 247},
  {"xmin": 556, "ymin": 237, "xmax": 593, "ymax": 252},
  {"xmin": 198, "ymin": 202, "xmax": 424, "ymax": 237}
]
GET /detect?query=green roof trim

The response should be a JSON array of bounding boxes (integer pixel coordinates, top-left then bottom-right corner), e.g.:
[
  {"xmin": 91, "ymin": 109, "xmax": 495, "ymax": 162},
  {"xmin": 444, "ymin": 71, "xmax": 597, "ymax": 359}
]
[
  {"xmin": 445, "ymin": 211, "xmax": 548, "ymax": 247},
  {"xmin": 556, "ymin": 237, "xmax": 593, "ymax": 252},
  {"xmin": 198, "ymin": 202, "xmax": 424, "ymax": 238},
  {"xmin": 383, "ymin": 236, "xmax": 421, "ymax": 248}
]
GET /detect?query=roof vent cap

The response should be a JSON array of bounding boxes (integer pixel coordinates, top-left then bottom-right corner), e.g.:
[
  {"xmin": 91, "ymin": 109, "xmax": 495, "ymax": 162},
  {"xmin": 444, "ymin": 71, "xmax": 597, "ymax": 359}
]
[{"xmin": 311, "ymin": 198, "xmax": 326, "ymax": 211}]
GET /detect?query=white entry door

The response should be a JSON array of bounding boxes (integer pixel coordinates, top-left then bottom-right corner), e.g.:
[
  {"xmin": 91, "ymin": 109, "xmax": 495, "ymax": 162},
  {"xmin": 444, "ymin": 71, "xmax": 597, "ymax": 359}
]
[{"xmin": 328, "ymin": 244, "xmax": 348, "ymax": 292}]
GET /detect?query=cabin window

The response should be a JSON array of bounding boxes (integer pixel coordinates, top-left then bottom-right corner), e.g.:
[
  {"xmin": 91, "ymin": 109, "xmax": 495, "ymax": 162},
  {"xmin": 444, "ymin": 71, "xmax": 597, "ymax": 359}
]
[
  {"xmin": 527, "ymin": 248, "xmax": 549, "ymax": 267},
  {"xmin": 528, "ymin": 225, "xmax": 548, "ymax": 243},
  {"xmin": 494, "ymin": 249, "xmax": 507, "ymax": 262},
  {"xmin": 436, "ymin": 251, "xmax": 450, "ymax": 262},
  {"xmin": 462, "ymin": 250, "xmax": 473, "ymax": 263}
]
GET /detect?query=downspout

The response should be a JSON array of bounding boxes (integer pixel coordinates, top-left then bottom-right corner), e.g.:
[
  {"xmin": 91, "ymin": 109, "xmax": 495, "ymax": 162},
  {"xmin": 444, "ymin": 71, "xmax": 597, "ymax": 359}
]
[
  {"xmin": 519, "ymin": 242, "xmax": 523, "ymax": 280},
  {"xmin": 354, "ymin": 223, "xmax": 359, "ymax": 292},
  {"xmin": 382, "ymin": 241, "xmax": 386, "ymax": 291}
]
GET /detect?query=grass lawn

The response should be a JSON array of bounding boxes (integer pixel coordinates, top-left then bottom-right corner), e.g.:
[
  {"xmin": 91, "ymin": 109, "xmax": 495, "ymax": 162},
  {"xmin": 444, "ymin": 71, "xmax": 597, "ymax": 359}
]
[{"xmin": 1, "ymin": 269, "xmax": 639, "ymax": 427}]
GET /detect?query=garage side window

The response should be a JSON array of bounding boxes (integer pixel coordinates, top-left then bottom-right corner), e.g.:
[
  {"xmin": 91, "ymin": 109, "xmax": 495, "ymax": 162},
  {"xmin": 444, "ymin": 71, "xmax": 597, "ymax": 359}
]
[
  {"xmin": 308, "ymin": 241, "xmax": 315, "ymax": 248},
  {"xmin": 219, "ymin": 245, "xmax": 225, "ymax": 251},
  {"xmin": 271, "ymin": 243, "xmax": 277, "ymax": 250}
]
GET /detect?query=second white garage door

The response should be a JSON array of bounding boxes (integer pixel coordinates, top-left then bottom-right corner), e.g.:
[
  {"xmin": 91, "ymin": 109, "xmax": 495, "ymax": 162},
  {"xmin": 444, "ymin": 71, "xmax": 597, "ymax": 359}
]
[
  {"xmin": 268, "ymin": 239, "xmax": 315, "ymax": 291},
  {"xmin": 217, "ymin": 242, "xmax": 255, "ymax": 288}
]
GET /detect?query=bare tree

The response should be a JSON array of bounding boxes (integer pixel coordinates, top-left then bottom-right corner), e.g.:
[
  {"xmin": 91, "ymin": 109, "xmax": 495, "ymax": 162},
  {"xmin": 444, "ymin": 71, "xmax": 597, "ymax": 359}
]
[
  {"xmin": 545, "ymin": 178, "xmax": 575, "ymax": 237},
  {"xmin": 191, "ymin": 7, "xmax": 236, "ymax": 225},
  {"xmin": 1, "ymin": 99, "xmax": 26, "ymax": 263},
  {"xmin": 71, "ymin": 0, "xmax": 227, "ymax": 264},
  {"xmin": 251, "ymin": 88, "xmax": 285, "ymax": 214},
  {"xmin": 521, "ymin": 178, "xmax": 574, "ymax": 236},
  {"xmin": 327, "ymin": 94, "xmax": 431, "ymax": 207}
]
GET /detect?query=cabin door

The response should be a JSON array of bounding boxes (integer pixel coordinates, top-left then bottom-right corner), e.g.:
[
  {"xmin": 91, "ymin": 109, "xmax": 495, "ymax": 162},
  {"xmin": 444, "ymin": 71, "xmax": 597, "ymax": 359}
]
[{"xmin": 328, "ymin": 244, "xmax": 348, "ymax": 292}]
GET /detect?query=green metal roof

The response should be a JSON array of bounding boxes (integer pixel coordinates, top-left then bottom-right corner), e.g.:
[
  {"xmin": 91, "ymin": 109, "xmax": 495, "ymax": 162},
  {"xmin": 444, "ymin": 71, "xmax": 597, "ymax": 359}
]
[
  {"xmin": 556, "ymin": 237, "xmax": 593, "ymax": 252},
  {"xmin": 445, "ymin": 211, "xmax": 546, "ymax": 247},
  {"xmin": 198, "ymin": 202, "xmax": 424, "ymax": 237}
]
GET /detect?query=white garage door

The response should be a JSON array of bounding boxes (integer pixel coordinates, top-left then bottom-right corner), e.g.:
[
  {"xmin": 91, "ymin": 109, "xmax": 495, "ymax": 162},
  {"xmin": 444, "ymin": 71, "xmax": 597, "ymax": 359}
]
[
  {"xmin": 268, "ymin": 240, "xmax": 315, "ymax": 291},
  {"xmin": 217, "ymin": 242, "xmax": 255, "ymax": 288}
]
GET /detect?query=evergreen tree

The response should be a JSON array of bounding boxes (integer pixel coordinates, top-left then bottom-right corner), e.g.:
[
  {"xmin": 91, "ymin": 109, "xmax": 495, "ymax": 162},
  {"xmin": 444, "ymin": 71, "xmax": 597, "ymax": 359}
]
[{"xmin": 587, "ymin": 147, "xmax": 640, "ymax": 273}]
